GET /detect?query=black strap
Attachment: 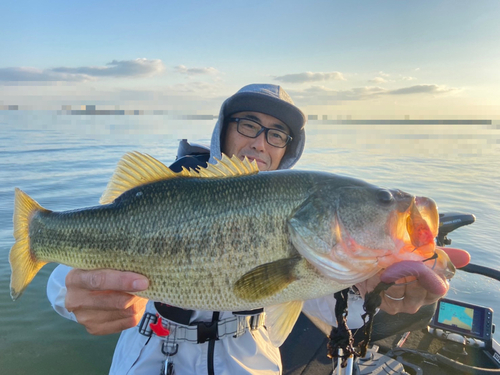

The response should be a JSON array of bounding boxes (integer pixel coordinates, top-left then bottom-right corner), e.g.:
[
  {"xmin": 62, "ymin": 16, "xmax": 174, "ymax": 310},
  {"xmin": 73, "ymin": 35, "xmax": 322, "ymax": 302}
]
[
  {"xmin": 154, "ymin": 303, "xmax": 193, "ymax": 326},
  {"xmin": 327, "ymin": 288, "xmax": 355, "ymax": 365},
  {"xmin": 327, "ymin": 282, "xmax": 395, "ymax": 364},
  {"xmin": 207, "ymin": 311, "xmax": 220, "ymax": 375},
  {"xmin": 232, "ymin": 308, "xmax": 264, "ymax": 315}
]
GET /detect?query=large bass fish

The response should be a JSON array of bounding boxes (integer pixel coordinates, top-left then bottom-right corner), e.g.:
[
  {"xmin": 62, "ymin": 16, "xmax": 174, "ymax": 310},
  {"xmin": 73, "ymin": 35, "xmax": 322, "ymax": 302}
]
[{"xmin": 10, "ymin": 152, "xmax": 453, "ymax": 345}]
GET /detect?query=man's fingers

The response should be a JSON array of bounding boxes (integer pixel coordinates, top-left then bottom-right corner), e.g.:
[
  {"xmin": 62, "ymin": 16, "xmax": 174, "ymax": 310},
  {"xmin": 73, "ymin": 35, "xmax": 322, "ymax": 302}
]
[
  {"xmin": 81, "ymin": 313, "xmax": 145, "ymax": 335},
  {"xmin": 72, "ymin": 297, "xmax": 148, "ymax": 335},
  {"xmin": 66, "ymin": 269, "xmax": 149, "ymax": 292},
  {"xmin": 66, "ymin": 290, "xmax": 147, "ymax": 312},
  {"xmin": 379, "ymin": 275, "xmax": 444, "ymax": 315},
  {"xmin": 438, "ymin": 246, "xmax": 471, "ymax": 268}
]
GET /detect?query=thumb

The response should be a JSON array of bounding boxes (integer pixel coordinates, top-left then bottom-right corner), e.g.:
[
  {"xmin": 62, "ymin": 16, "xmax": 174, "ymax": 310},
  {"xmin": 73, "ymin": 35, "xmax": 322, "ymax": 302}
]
[{"xmin": 437, "ymin": 246, "xmax": 471, "ymax": 268}]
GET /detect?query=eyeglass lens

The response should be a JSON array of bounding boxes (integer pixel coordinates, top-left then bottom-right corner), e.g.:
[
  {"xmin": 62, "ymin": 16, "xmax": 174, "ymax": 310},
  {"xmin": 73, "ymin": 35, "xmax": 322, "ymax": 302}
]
[{"xmin": 235, "ymin": 118, "xmax": 290, "ymax": 147}]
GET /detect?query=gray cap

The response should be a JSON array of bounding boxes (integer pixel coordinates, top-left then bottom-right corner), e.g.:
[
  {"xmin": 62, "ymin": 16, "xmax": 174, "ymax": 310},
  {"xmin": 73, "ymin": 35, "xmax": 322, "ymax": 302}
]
[
  {"xmin": 224, "ymin": 84, "xmax": 306, "ymax": 138},
  {"xmin": 218, "ymin": 84, "xmax": 306, "ymax": 170}
]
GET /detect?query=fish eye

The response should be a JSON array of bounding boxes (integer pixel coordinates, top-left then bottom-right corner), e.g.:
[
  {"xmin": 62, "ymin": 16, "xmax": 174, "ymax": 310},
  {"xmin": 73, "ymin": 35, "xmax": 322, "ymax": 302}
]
[{"xmin": 377, "ymin": 189, "xmax": 394, "ymax": 204}]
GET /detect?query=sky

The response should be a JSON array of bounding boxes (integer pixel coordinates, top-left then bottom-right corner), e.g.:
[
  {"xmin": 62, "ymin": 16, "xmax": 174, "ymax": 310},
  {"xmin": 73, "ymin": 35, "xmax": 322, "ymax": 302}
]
[{"xmin": 1, "ymin": 0, "xmax": 500, "ymax": 119}]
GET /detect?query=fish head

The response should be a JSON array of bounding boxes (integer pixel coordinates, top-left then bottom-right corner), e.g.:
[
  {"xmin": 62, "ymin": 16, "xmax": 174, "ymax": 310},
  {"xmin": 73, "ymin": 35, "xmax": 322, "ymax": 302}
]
[{"xmin": 288, "ymin": 183, "xmax": 452, "ymax": 285}]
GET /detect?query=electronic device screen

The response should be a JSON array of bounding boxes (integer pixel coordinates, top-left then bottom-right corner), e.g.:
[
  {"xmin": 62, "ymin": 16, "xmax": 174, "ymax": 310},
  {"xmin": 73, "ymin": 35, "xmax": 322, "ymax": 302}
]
[{"xmin": 430, "ymin": 298, "xmax": 493, "ymax": 341}]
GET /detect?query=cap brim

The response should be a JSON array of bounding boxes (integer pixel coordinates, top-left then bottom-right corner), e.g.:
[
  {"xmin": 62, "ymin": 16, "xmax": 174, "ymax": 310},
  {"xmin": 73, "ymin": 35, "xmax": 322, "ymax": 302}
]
[{"xmin": 224, "ymin": 92, "xmax": 305, "ymax": 137}]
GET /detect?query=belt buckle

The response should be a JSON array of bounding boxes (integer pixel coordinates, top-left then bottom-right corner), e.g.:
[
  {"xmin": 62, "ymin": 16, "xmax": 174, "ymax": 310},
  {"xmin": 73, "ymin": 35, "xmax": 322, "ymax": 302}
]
[
  {"xmin": 196, "ymin": 321, "xmax": 218, "ymax": 343},
  {"xmin": 250, "ymin": 313, "xmax": 264, "ymax": 330},
  {"xmin": 138, "ymin": 312, "xmax": 157, "ymax": 337}
]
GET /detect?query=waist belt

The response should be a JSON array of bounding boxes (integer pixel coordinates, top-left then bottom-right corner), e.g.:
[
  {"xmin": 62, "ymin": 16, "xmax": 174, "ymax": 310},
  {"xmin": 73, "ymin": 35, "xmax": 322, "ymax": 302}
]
[{"xmin": 138, "ymin": 312, "xmax": 266, "ymax": 344}]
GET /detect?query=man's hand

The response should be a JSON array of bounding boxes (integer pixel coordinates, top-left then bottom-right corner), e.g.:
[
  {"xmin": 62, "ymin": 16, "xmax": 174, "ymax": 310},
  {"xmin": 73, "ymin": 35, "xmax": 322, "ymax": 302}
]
[
  {"xmin": 355, "ymin": 273, "xmax": 442, "ymax": 315},
  {"xmin": 65, "ymin": 269, "xmax": 149, "ymax": 335},
  {"xmin": 355, "ymin": 247, "xmax": 470, "ymax": 315}
]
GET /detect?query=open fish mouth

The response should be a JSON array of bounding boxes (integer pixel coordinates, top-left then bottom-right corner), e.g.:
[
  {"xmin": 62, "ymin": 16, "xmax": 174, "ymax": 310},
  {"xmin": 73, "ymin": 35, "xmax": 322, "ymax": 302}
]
[
  {"xmin": 393, "ymin": 195, "xmax": 456, "ymax": 280},
  {"xmin": 387, "ymin": 194, "xmax": 439, "ymax": 260},
  {"xmin": 406, "ymin": 196, "xmax": 439, "ymax": 257},
  {"xmin": 362, "ymin": 194, "xmax": 456, "ymax": 291}
]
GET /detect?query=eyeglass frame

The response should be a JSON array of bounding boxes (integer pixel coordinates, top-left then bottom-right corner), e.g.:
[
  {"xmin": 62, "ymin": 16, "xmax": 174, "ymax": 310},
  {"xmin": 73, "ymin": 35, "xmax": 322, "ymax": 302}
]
[{"xmin": 228, "ymin": 117, "xmax": 293, "ymax": 148}]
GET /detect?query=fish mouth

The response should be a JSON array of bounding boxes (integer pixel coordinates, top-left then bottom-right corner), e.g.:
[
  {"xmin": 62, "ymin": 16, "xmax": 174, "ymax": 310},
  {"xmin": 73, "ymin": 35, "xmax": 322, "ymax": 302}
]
[
  {"xmin": 388, "ymin": 195, "xmax": 439, "ymax": 261},
  {"xmin": 387, "ymin": 195, "xmax": 456, "ymax": 279},
  {"xmin": 406, "ymin": 196, "xmax": 439, "ymax": 258}
]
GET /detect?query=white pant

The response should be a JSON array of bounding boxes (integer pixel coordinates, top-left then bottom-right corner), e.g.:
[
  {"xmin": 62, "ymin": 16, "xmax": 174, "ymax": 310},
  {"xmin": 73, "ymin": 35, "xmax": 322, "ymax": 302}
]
[{"xmin": 110, "ymin": 304, "xmax": 282, "ymax": 375}]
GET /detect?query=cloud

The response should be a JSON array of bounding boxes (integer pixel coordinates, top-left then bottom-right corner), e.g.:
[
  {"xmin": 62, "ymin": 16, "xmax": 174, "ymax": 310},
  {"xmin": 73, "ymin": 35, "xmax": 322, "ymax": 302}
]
[
  {"xmin": 0, "ymin": 58, "xmax": 164, "ymax": 83},
  {"xmin": 274, "ymin": 71, "xmax": 346, "ymax": 83},
  {"xmin": 289, "ymin": 83, "xmax": 457, "ymax": 105},
  {"xmin": 402, "ymin": 76, "xmax": 416, "ymax": 81},
  {"xmin": 0, "ymin": 67, "xmax": 93, "ymax": 82},
  {"xmin": 174, "ymin": 65, "xmax": 219, "ymax": 75},
  {"xmin": 387, "ymin": 84, "xmax": 455, "ymax": 95},
  {"xmin": 52, "ymin": 58, "xmax": 164, "ymax": 77},
  {"xmin": 369, "ymin": 77, "xmax": 387, "ymax": 84},
  {"xmin": 378, "ymin": 71, "xmax": 390, "ymax": 77},
  {"xmin": 289, "ymin": 85, "xmax": 385, "ymax": 105}
]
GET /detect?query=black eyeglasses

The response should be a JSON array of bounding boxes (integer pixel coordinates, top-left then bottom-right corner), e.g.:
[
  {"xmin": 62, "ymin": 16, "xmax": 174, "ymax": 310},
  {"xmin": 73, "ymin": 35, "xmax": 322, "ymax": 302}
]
[{"xmin": 228, "ymin": 117, "xmax": 292, "ymax": 148}]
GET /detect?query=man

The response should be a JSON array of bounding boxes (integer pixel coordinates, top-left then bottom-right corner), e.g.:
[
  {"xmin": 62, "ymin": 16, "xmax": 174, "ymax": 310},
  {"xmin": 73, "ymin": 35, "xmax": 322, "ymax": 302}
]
[{"xmin": 47, "ymin": 84, "xmax": 466, "ymax": 374}]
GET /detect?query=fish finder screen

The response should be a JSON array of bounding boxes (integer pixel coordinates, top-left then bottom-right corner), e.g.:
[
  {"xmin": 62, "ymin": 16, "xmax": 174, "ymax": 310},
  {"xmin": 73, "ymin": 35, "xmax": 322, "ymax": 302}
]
[{"xmin": 435, "ymin": 300, "xmax": 483, "ymax": 337}]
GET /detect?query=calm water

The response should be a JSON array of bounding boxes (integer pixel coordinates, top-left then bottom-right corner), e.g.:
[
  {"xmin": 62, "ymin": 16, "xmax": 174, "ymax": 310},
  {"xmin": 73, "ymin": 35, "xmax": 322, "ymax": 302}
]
[{"xmin": 1, "ymin": 111, "xmax": 499, "ymax": 374}]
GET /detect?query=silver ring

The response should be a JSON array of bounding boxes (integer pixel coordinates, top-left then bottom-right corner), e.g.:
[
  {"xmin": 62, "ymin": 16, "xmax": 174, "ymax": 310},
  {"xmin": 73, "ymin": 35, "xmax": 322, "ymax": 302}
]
[{"xmin": 384, "ymin": 292, "xmax": 405, "ymax": 301}]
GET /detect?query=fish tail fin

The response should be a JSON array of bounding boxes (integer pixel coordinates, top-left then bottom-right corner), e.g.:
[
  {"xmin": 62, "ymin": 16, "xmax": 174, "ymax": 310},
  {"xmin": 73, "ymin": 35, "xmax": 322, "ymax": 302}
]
[{"xmin": 10, "ymin": 188, "xmax": 49, "ymax": 300}]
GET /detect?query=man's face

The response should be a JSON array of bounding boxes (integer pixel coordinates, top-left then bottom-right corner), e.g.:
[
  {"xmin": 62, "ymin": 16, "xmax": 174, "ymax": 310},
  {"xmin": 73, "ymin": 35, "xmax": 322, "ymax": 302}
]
[{"xmin": 223, "ymin": 111, "xmax": 289, "ymax": 171}]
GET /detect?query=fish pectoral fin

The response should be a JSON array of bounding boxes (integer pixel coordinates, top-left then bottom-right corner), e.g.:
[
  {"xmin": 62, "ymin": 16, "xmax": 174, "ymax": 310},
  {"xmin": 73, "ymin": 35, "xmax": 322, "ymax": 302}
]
[
  {"xmin": 265, "ymin": 300, "xmax": 304, "ymax": 347},
  {"xmin": 288, "ymin": 194, "xmax": 337, "ymax": 255},
  {"xmin": 234, "ymin": 257, "xmax": 301, "ymax": 301},
  {"xmin": 99, "ymin": 152, "xmax": 259, "ymax": 204}
]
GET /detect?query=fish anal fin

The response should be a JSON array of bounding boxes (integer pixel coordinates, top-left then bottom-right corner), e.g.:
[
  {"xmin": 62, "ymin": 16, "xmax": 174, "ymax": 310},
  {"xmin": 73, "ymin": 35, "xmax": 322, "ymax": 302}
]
[
  {"xmin": 234, "ymin": 257, "xmax": 300, "ymax": 302},
  {"xmin": 10, "ymin": 188, "xmax": 48, "ymax": 300},
  {"xmin": 265, "ymin": 300, "xmax": 304, "ymax": 347}
]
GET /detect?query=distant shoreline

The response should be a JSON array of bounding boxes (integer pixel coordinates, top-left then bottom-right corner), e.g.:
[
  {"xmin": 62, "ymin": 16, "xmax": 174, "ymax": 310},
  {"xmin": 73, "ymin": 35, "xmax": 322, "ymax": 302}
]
[{"xmin": 0, "ymin": 107, "xmax": 493, "ymax": 125}]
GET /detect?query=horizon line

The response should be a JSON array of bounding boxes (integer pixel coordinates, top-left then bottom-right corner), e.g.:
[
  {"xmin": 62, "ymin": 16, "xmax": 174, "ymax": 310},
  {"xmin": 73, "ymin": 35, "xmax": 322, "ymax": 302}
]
[{"xmin": 0, "ymin": 106, "xmax": 494, "ymax": 124}]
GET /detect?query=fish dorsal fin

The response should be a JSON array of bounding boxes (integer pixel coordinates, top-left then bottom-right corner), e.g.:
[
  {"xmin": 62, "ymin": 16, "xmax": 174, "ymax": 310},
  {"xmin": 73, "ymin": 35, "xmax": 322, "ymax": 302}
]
[
  {"xmin": 197, "ymin": 154, "xmax": 259, "ymax": 177},
  {"xmin": 100, "ymin": 152, "xmax": 259, "ymax": 204},
  {"xmin": 99, "ymin": 151, "xmax": 194, "ymax": 204}
]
